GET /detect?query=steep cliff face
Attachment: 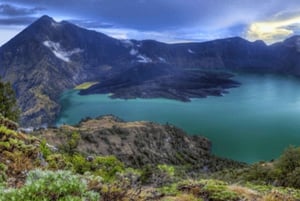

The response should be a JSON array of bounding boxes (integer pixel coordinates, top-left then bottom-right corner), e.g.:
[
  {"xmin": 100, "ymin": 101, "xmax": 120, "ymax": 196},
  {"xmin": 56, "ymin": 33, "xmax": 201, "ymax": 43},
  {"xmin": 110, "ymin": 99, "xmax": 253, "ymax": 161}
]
[{"xmin": 34, "ymin": 115, "xmax": 243, "ymax": 170}]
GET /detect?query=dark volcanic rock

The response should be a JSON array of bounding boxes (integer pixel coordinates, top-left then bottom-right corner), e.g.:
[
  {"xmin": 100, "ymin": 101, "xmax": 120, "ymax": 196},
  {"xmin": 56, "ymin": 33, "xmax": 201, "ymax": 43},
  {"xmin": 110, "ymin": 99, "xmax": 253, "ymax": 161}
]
[{"xmin": 80, "ymin": 65, "xmax": 240, "ymax": 101}]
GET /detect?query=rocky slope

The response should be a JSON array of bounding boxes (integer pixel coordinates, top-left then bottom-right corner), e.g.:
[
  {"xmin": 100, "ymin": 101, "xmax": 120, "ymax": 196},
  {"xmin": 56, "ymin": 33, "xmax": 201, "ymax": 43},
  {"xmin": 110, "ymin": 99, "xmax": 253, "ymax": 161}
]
[
  {"xmin": 3, "ymin": 115, "xmax": 300, "ymax": 200},
  {"xmin": 0, "ymin": 15, "xmax": 131, "ymax": 126},
  {"xmin": 33, "ymin": 115, "xmax": 243, "ymax": 170},
  {"xmin": 1, "ymin": 15, "xmax": 300, "ymax": 126}
]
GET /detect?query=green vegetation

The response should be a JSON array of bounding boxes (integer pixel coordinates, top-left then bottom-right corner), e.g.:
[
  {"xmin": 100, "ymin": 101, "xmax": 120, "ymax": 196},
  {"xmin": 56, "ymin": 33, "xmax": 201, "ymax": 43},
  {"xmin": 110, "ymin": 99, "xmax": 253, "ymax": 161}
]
[
  {"xmin": 0, "ymin": 78, "xmax": 20, "ymax": 122},
  {"xmin": 1, "ymin": 170, "xmax": 100, "ymax": 201},
  {"xmin": 211, "ymin": 146, "xmax": 300, "ymax": 190},
  {"xmin": 2, "ymin": 113, "xmax": 300, "ymax": 200},
  {"xmin": 60, "ymin": 131, "xmax": 81, "ymax": 155},
  {"xmin": 74, "ymin": 82, "xmax": 99, "ymax": 90},
  {"xmin": 66, "ymin": 154, "xmax": 125, "ymax": 181}
]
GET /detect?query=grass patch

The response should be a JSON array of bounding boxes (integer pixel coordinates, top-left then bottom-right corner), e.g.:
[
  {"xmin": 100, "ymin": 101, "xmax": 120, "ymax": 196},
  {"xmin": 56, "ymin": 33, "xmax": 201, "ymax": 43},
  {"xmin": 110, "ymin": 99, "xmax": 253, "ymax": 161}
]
[{"xmin": 74, "ymin": 82, "xmax": 99, "ymax": 90}]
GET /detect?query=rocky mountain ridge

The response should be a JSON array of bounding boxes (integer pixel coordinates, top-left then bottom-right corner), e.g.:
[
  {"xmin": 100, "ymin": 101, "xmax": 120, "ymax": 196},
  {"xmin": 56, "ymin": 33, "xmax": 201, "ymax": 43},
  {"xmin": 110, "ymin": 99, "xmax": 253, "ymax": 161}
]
[
  {"xmin": 33, "ymin": 115, "xmax": 242, "ymax": 170},
  {"xmin": 1, "ymin": 15, "xmax": 300, "ymax": 126}
]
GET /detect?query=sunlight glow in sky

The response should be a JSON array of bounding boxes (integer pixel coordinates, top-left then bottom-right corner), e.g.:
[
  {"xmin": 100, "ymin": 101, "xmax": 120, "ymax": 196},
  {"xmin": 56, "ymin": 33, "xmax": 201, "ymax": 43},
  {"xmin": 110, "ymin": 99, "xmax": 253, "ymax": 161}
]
[
  {"xmin": 1, "ymin": 0, "xmax": 300, "ymax": 45},
  {"xmin": 247, "ymin": 15, "xmax": 300, "ymax": 44}
]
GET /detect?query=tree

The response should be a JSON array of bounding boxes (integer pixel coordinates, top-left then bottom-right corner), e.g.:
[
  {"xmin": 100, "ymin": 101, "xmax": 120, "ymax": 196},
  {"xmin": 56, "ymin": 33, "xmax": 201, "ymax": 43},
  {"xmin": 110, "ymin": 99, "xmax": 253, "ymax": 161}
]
[
  {"xmin": 275, "ymin": 146, "xmax": 300, "ymax": 175},
  {"xmin": 0, "ymin": 78, "xmax": 20, "ymax": 122}
]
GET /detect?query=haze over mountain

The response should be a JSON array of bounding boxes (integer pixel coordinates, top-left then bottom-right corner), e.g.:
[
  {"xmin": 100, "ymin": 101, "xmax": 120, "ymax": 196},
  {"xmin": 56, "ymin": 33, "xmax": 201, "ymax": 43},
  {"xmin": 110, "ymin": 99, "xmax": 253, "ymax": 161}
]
[{"xmin": 1, "ymin": 15, "xmax": 300, "ymax": 127}]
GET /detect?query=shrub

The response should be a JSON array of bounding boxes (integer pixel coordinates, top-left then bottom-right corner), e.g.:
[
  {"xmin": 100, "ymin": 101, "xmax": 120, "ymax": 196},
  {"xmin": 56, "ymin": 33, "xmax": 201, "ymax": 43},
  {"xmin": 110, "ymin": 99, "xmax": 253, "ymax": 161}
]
[
  {"xmin": 178, "ymin": 179, "xmax": 240, "ymax": 201},
  {"xmin": 158, "ymin": 164, "xmax": 175, "ymax": 177},
  {"xmin": 0, "ymin": 169, "xmax": 100, "ymax": 201},
  {"xmin": 67, "ymin": 154, "xmax": 125, "ymax": 182},
  {"xmin": 59, "ymin": 131, "xmax": 80, "ymax": 155},
  {"xmin": 46, "ymin": 153, "xmax": 69, "ymax": 170},
  {"xmin": 99, "ymin": 171, "xmax": 142, "ymax": 201},
  {"xmin": 275, "ymin": 146, "xmax": 300, "ymax": 175},
  {"xmin": 242, "ymin": 163, "xmax": 274, "ymax": 184},
  {"xmin": 159, "ymin": 183, "xmax": 179, "ymax": 196},
  {"xmin": 0, "ymin": 79, "xmax": 20, "ymax": 122},
  {"xmin": 273, "ymin": 146, "xmax": 300, "ymax": 187},
  {"xmin": 39, "ymin": 139, "xmax": 52, "ymax": 159},
  {"xmin": 93, "ymin": 156, "xmax": 125, "ymax": 181},
  {"xmin": 0, "ymin": 163, "xmax": 7, "ymax": 183},
  {"xmin": 262, "ymin": 190, "xmax": 295, "ymax": 201}
]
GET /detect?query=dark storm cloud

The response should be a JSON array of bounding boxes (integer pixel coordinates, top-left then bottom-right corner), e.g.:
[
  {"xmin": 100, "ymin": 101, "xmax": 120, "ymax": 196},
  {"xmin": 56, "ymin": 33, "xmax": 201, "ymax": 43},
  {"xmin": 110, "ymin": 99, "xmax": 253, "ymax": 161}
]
[
  {"xmin": 0, "ymin": 2, "xmax": 45, "ymax": 26},
  {"xmin": 2, "ymin": 0, "xmax": 300, "ymax": 30},
  {"xmin": 0, "ymin": 16, "xmax": 35, "ymax": 25},
  {"xmin": 3, "ymin": 0, "xmax": 296, "ymax": 30},
  {"xmin": 1, "ymin": 0, "xmax": 300, "ymax": 44},
  {"xmin": 0, "ymin": 4, "xmax": 44, "ymax": 16}
]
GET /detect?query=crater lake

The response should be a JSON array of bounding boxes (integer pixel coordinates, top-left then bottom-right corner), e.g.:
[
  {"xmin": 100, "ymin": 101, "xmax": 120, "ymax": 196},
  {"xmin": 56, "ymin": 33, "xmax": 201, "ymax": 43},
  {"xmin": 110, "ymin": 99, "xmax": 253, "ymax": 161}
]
[{"xmin": 56, "ymin": 74, "xmax": 300, "ymax": 163}]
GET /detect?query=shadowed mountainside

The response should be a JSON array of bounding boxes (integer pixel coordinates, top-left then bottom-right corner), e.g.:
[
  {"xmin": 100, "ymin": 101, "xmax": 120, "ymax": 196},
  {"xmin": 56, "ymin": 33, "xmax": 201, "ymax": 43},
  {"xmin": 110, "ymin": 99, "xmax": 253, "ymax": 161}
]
[{"xmin": 1, "ymin": 15, "xmax": 300, "ymax": 126}]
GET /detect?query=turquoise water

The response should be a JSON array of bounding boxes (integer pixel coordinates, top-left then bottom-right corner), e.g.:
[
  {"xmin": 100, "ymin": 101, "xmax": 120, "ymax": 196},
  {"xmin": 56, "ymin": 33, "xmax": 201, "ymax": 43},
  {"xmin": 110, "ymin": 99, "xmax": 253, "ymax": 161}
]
[{"xmin": 56, "ymin": 74, "xmax": 300, "ymax": 163}]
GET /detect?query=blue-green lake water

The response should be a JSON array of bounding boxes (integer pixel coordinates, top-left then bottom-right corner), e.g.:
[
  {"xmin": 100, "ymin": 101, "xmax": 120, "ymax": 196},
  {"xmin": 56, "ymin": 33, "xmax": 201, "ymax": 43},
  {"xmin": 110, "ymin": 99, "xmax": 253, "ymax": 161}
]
[{"xmin": 56, "ymin": 74, "xmax": 300, "ymax": 163}]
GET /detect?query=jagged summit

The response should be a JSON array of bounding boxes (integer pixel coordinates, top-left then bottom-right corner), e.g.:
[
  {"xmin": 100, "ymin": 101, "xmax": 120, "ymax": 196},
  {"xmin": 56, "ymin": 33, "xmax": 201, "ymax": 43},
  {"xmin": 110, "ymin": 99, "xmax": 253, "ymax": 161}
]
[
  {"xmin": 35, "ymin": 15, "xmax": 56, "ymax": 23},
  {"xmin": 1, "ymin": 16, "xmax": 57, "ymax": 49}
]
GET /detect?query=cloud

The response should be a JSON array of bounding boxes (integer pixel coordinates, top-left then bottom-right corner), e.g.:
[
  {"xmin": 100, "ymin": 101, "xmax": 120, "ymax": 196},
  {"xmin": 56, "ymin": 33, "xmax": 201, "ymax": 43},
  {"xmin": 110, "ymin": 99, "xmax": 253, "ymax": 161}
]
[
  {"xmin": 93, "ymin": 25, "xmax": 242, "ymax": 44},
  {"xmin": 247, "ymin": 14, "xmax": 300, "ymax": 44},
  {"xmin": 0, "ymin": 3, "xmax": 44, "ymax": 26},
  {"xmin": 1, "ymin": 0, "xmax": 292, "ymax": 31},
  {"xmin": 2, "ymin": 0, "xmax": 300, "ymax": 44},
  {"xmin": 0, "ymin": 16, "xmax": 36, "ymax": 25},
  {"xmin": 70, "ymin": 19, "xmax": 114, "ymax": 29},
  {"xmin": 0, "ymin": 4, "xmax": 44, "ymax": 16}
]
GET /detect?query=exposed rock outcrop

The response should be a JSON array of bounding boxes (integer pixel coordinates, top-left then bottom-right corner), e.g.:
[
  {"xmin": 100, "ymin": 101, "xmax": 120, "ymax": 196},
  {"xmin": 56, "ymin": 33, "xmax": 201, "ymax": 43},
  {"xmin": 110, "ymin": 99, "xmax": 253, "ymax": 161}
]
[{"xmin": 34, "ymin": 115, "xmax": 244, "ymax": 171}]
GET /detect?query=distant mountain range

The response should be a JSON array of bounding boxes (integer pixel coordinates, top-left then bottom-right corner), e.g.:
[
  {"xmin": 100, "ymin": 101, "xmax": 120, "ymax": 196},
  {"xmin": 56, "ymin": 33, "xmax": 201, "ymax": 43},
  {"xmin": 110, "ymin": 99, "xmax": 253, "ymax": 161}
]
[{"xmin": 1, "ymin": 15, "xmax": 300, "ymax": 127}]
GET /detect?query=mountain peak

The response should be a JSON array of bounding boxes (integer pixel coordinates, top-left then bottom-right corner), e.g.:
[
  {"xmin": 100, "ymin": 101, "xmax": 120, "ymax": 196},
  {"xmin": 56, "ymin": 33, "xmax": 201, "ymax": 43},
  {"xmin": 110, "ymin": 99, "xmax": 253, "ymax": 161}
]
[
  {"xmin": 30, "ymin": 15, "xmax": 58, "ymax": 29},
  {"xmin": 281, "ymin": 35, "xmax": 300, "ymax": 49},
  {"xmin": 36, "ymin": 15, "xmax": 56, "ymax": 23},
  {"xmin": 283, "ymin": 35, "xmax": 300, "ymax": 43},
  {"xmin": 0, "ymin": 15, "xmax": 57, "ymax": 48}
]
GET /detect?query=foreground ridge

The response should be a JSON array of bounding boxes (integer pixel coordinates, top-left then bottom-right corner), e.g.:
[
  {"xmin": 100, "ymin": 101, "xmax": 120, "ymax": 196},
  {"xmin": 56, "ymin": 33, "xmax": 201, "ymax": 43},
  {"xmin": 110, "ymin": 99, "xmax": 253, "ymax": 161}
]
[{"xmin": 1, "ymin": 115, "xmax": 300, "ymax": 200}]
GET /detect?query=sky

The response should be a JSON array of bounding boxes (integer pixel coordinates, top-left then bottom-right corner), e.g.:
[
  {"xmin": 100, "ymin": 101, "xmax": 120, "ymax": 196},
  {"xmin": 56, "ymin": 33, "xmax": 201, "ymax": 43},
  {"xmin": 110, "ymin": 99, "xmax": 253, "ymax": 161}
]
[{"xmin": 1, "ymin": 0, "xmax": 300, "ymax": 45}]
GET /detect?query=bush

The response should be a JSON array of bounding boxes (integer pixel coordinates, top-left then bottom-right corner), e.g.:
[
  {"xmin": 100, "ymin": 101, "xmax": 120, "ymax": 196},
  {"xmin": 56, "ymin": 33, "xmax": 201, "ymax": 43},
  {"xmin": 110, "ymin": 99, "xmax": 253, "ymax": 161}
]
[
  {"xmin": 100, "ymin": 171, "xmax": 142, "ymax": 201},
  {"xmin": 0, "ymin": 79, "xmax": 20, "ymax": 122},
  {"xmin": 67, "ymin": 154, "xmax": 125, "ymax": 182},
  {"xmin": 178, "ymin": 179, "xmax": 240, "ymax": 201},
  {"xmin": 275, "ymin": 146, "xmax": 300, "ymax": 175},
  {"xmin": 93, "ymin": 156, "xmax": 125, "ymax": 181},
  {"xmin": 220, "ymin": 146, "xmax": 300, "ymax": 189},
  {"xmin": 39, "ymin": 139, "xmax": 52, "ymax": 159},
  {"xmin": 273, "ymin": 146, "xmax": 300, "ymax": 187},
  {"xmin": 140, "ymin": 164, "xmax": 177, "ymax": 186},
  {"xmin": 59, "ymin": 131, "xmax": 80, "ymax": 155},
  {"xmin": 262, "ymin": 190, "xmax": 295, "ymax": 201},
  {"xmin": 0, "ymin": 169, "xmax": 99, "ymax": 201},
  {"xmin": 242, "ymin": 163, "xmax": 275, "ymax": 184},
  {"xmin": 158, "ymin": 164, "xmax": 175, "ymax": 177}
]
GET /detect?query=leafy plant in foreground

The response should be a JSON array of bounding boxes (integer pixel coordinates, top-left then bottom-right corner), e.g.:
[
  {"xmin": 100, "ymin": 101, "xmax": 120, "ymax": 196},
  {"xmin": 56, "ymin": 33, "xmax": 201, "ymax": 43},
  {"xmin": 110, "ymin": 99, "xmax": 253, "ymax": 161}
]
[{"xmin": 0, "ymin": 169, "xmax": 99, "ymax": 201}]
